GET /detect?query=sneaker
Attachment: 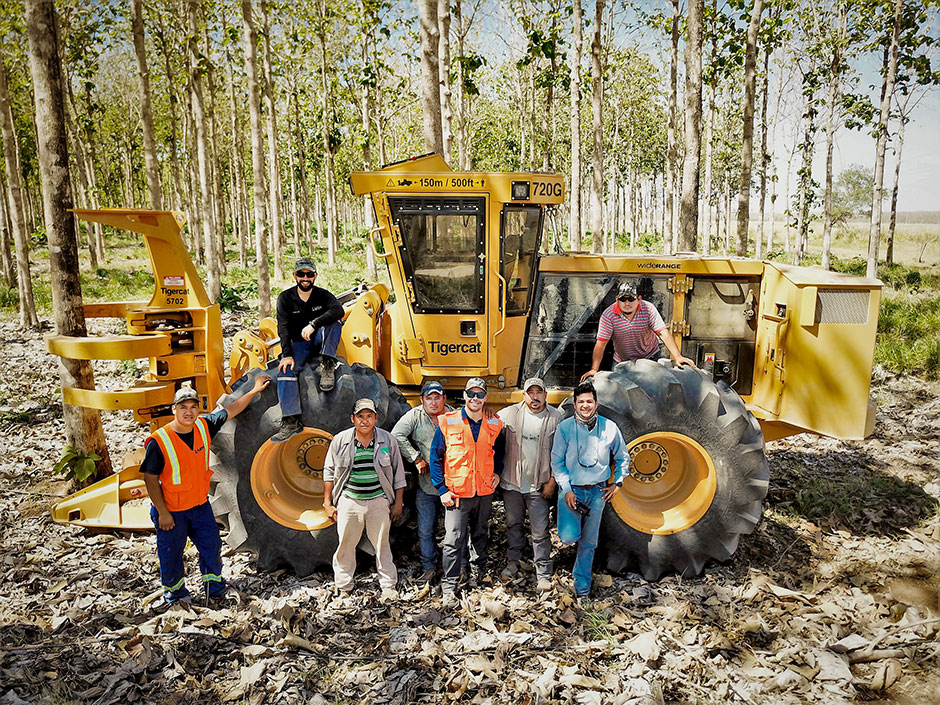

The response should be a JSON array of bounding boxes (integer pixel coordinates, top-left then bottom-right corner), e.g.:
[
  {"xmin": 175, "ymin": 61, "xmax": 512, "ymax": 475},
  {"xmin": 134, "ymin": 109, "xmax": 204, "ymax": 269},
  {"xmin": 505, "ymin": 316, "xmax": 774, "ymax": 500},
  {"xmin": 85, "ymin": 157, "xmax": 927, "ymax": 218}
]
[
  {"xmin": 207, "ymin": 591, "xmax": 239, "ymax": 610},
  {"xmin": 500, "ymin": 561, "xmax": 520, "ymax": 582},
  {"xmin": 271, "ymin": 415, "xmax": 303, "ymax": 444},
  {"xmin": 318, "ymin": 357, "xmax": 336, "ymax": 391},
  {"xmin": 441, "ymin": 590, "xmax": 457, "ymax": 607},
  {"xmin": 536, "ymin": 578, "xmax": 553, "ymax": 592},
  {"xmin": 381, "ymin": 587, "xmax": 399, "ymax": 602},
  {"xmin": 418, "ymin": 569, "xmax": 436, "ymax": 584},
  {"xmin": 575, "ymin": 594, "xmax": 592, "ymax": 609},
  {"xmin": 468, "ymin": 565, "xmax": 486, "ymax": 588}
]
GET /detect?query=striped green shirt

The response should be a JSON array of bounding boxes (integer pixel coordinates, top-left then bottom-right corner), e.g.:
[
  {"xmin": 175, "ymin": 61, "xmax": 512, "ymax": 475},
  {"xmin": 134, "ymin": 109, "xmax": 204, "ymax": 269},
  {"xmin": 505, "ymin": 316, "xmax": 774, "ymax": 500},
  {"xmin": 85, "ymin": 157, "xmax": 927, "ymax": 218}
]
[{"xmin": 343, "ymin": 438, "xmax": 384, "ymax": 499}]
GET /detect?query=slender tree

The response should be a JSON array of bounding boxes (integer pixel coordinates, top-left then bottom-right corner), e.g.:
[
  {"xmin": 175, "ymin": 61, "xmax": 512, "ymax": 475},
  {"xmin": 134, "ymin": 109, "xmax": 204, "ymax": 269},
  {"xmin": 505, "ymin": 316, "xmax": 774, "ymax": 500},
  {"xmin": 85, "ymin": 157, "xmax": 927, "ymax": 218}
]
[
  {"xmin": 734, "ymin": 0, "xmax": 765, "ymax": 256},
  {"xmin": 132, "ymin": 0, "xmax": 162, "ymax": 209},
  {"xmin": 664, "ymin": 0, "xmax": 680, "ymax": 253},
  {"xmin": 569, "ymin": 0, "xmax": 583, "ymax": 249},
  {"xmin": 418, "ymin": 0, "xmax": 444, "ymax": 154},
  {"xmin": 679, "ymin": 0, "xmax": 704, "ymax": 251},
  {"xmin": 261, "ymin": 0, "xmax": 284, "ymax": 281},
  {"xmin": 589, "ymin": 0, "xmax": 604, "ymax": 252},
  {"xmin": 438, "ymin": 0, "xmax": 453, "ymax": 160},
  {"xmin": 26, "ymin": 0, "xmax": 111, "ymax": 477}
]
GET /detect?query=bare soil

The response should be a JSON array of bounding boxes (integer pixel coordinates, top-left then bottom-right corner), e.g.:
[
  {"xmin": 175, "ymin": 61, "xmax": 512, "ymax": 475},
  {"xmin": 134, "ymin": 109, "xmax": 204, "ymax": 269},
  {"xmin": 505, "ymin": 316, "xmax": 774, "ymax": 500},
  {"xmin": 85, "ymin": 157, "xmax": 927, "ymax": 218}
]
[{"xmin": 0, "ymin": 317, "xmax": 938, "ymax": 705}]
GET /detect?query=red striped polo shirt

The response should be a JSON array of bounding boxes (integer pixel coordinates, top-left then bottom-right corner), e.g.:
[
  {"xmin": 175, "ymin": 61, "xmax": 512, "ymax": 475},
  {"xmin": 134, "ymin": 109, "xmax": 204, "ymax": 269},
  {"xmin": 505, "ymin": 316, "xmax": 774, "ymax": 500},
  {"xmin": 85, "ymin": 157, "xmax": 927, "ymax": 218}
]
[{"xmin": 597, "ymin": 300, "xmax": 667, "ymax": 362}]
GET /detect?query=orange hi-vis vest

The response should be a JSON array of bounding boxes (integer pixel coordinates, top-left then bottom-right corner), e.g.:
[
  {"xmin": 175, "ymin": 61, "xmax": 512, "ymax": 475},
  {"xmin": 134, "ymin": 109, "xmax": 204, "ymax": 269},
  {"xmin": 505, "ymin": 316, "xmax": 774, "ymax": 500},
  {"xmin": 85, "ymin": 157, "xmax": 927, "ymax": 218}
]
[
  {"xmin": 147, "ymin": 417, "xmax": 213, "ymax": 512},
  {"xmin": 439, "ymin": 410, "xmax": 503, "ymax": 498}
]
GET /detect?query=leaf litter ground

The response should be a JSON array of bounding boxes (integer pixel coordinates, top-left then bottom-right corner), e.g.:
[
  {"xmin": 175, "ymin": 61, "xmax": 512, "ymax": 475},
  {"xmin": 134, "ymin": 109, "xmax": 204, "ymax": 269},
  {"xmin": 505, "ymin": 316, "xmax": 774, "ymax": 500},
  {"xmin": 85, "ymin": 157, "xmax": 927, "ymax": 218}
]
[{"xmin": 0, "ymin": 318, "xmax": 938, "ymax": 705}]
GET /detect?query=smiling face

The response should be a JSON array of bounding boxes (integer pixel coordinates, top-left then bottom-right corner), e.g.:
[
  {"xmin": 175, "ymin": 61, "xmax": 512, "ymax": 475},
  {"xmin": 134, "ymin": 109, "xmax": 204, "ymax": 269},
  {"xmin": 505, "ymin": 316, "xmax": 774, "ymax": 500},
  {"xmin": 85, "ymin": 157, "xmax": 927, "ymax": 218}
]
[
  {"xmin": 574, "ymin": 392, "xmax": 598, "ymax": 420},
  {"xmin": 524, "ymin": 385, "xmax": 547, "ymax": 413},
  {"xmin": 294, "ymin": 270, "xmax": 317, "ymax": 291},
  {"xmin": 173, "ymin": 400, "xmax": 200, "ymax": 428},
  {"xmin": 422, "ymin": 391, "xmax": 445, "ymax": 416},
  {"xmin": 464, "ymin": 387, "xmax": 487, "ymax": 413}
]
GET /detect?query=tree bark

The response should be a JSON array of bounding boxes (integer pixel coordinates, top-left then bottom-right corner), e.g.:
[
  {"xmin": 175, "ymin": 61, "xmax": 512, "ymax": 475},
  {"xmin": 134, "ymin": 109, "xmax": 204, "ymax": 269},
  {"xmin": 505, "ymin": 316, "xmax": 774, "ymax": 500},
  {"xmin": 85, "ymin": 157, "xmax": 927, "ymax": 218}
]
[
  {"xmin": 664, "ymin": 0, "xmax": 679, "ymax": 253},
  {"xmin": 0, "ymin": 167, "xmax": 14, "ymax": 286},
  {"xmin": 152, "ymin": 9, "xmax": 182, "ymax": 208},
  {"xmin": 418, "ymin": 0, "xmax": 444, "ymax": 154},
  {"xmin": 867, "ymin": 0, "xmax": 903, "ymax": 279},
  {"xmin": 757, "ymin": 44, "xmax": 770, "ymax": 259},
  {"xmin": 679, "ymin": 0, "xmax": 704, "ymax": 251},
  {"xmin": 735, "ymin": 0, "xmax": 764, "ymax": 256},
  {"xmin": 226, "ymin": 42, "xmax": 248, "ymax": 268},
  {"xmin": 132, "ymin": 0, "xmax": 163, "ymax": 210},
  {"xmin": 438, "ymin": 0, "xmax": 453, "ymax": 160},
  {"xmin": 0, "ymin": 58, "xmax": 38, "ymax": 326},
  {"xmin": 360, "ymin": 8, "xmax": 377, "ymax": 279},
  {"xmin": 886, "ymin": 91, "xmax": 911, "ymax": 265},
  {"xmin": 242, "ymin": 0, "xmax": 271, "ymax": 318},
  {"xmin": 820, "ymin": 5, "xmax": 845, "ymax": 271},
  {"xmin": 569, "ymin": 0, "xmax": 583, "ymax": 250},
  {"xmin": 589, "ymin": 0, "xmax": 604, "ymax": 253},
  {"xmin": 317, "ymin": 0, "xmax": 338, "ymax": 265},
  {"xmin": 26, "ymin": 0, "xmax": 111, "ymax": 476},
  {"xmin": 261, "ymin": 0, "xmax": 284, "ymax": 282}
]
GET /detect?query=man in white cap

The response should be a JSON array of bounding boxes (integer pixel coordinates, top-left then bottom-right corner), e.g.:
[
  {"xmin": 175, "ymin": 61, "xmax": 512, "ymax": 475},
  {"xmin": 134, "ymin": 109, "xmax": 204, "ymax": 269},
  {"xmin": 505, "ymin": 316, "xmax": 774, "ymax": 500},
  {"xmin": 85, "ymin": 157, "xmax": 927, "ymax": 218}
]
[
  {"xmin": 581, "ymin": 280, "xmax": 694, "ymax": 381},
  {"xmin": 274, "ymin": 257, "xmax": 344, "ymax": 442},
  {"xmin": 322, "ymin": 398, "xmax": 406, "ymax": 600},
  {"xmin": 496, "ymin": 377, "xmax": 561, "ymax": 591},
  {"xmin": 142, "ymin": 375, "xmax": 271, "ymax": 607},
  {"xmin": 429, "ymin": 377, "xmax": 505, "ymax": 605},
  {"xmin": 391, "ymin": 381, "xmax": 453, "ymax": 583}
]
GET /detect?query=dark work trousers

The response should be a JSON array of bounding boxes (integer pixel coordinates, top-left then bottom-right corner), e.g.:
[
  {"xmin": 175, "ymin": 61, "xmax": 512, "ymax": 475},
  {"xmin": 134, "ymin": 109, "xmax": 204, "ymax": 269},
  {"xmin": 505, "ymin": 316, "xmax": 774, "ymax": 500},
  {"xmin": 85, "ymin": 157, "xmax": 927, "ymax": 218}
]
[{"xmin": 151, "ymin": 501, "xmax": 225, "ymax": 603}]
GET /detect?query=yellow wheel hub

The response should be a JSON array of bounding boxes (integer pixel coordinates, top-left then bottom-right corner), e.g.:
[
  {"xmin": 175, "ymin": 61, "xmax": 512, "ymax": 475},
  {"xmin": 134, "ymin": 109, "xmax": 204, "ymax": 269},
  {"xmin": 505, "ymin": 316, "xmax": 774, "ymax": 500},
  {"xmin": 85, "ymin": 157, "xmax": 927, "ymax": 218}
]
[
  {"xmin": 250, "ymin": 427, "xmax": 334, "ymax": 531},
  {"xmin": 610, "ymin": 432, "xmax": 717, "ymax": 535}
]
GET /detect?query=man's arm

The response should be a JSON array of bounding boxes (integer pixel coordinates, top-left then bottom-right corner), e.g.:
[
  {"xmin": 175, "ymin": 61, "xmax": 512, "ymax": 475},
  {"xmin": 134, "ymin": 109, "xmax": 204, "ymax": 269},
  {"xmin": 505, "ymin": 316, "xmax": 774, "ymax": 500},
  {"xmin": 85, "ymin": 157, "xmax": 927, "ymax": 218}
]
[
  {"xmin": 581, "ymin": 338, "xmax": 609, "ymax": 381},
  {"xmin": 222, "ymin": 376, "xmax": 271, "ymax": 419},
  {"xmin": 311, "ymin": 290, "xmax": 344, "ymax": 329},
  {"xmin": 550, "ymin": 425, "xmax": 573, "ymax": 496},
  {"xmin": 275, "ymin": 290, "xmax": 293, "ymax": 360},
  {"xmin": 656, "ymin": 329, "xmax": 695, "ymax": 368},
  {"xmin": 429, "ymin": 426, "xmax": 456, "ymax": 507},
  {"xmin": 322, "ymin": 480, "xmax": 337, "ymax": 521},
  {"xmin": 143, "ymin": 472, "xmax": 174, "ymax": 530},
  {"xmin": 390, "ymin": 409, "xmax": 421, "ymax": 464}
]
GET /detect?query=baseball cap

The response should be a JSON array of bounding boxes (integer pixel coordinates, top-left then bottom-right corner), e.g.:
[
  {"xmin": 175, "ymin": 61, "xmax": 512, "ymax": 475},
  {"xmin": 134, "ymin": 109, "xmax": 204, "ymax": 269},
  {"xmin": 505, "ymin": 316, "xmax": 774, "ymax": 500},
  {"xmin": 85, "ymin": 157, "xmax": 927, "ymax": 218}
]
[
  {"xmin": 522, "ymin": 377, "xmax": 546, "ymax": 392},
  {"xmin": 464, "ymin": 377, "xmax": 487, "ymax": 392},
  {"xmin": 353, "ymin": 398, "xmax": 377, "ymax": 414},
  {"xmin": 173, "ymin": 383, "xmax": 199, "ymax": 405},
  {"xmin": 294, "ymin": 257, "xmax": 317, "ymax": 274},
  {"xmin": 617, "ymin": 281, "xmax": 638, "ymax": 299},
  {"xmin": 421, "ymin": 381, "xmax": 445, "ymax": 396}
]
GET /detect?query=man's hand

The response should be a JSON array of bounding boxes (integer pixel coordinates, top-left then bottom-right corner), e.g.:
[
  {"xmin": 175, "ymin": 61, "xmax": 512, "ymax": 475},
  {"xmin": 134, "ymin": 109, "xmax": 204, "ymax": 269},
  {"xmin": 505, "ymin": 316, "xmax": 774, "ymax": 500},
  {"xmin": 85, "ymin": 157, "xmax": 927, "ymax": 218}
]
[
  {"xmin": 158, "ymin": 510, "xmax": 175, "ymax": 531},
  {"xmin": 301, "ymin": 324, "xmax": 316, "ymax": 341},
  {"xmin": 673, "ymin": 355, "xmax": 696, "ymax": 368},
  {"xmin": 323, "ymin": 502, "xmax": 338, "ymax": 522},
  {"xmin": 579, "ymin": 368, "xmax": 598, "ymax": 382},
  {"xmin": 440, "ymin": 490, "xmax": 456, "ymax": 508},
  {"xmin": 488, "ymin": 475, "xmax": 500, "ymax": 491},
  {"xmin": 278, "ymin": 356, "xmax": 295, "ymax": 373},
  {"xmin": 602, "ymin": 483, "xmax": 621, "ymax": 502},
  {"xmin": 540, "ymin": 477, "xmax": 557, "ymax": 500},
  {"xmin": 390, "ymin": 501, "xmax": 403, "ymax": 522},
  {"xmin": 415, "ymin": 458, "xmax": 429, "ymax": 475},
  {"xmin": 251, "ymin": 375, "xmax": 272, "ymax": 394},
  {"xmin": 564, "ymin": 491, "xmax": 578, "ymax": 511}
]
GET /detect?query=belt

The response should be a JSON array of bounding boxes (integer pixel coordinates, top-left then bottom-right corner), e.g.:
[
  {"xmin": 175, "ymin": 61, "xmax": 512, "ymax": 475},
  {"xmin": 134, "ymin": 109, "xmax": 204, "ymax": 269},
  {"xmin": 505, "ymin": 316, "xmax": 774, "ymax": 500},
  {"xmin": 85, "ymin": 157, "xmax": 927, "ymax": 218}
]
[{"xmin": 573, "ymin": 482, "xmax": 607, "ymax": 489}]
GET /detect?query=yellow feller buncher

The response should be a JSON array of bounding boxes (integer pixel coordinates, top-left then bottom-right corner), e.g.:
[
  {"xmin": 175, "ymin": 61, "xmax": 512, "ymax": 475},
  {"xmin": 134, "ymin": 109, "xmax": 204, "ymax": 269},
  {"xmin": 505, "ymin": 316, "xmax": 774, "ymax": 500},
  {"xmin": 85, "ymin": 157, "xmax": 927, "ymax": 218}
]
[{"xmin": 48, "ymin": 154, "xmax": 882, "ymax": 580}]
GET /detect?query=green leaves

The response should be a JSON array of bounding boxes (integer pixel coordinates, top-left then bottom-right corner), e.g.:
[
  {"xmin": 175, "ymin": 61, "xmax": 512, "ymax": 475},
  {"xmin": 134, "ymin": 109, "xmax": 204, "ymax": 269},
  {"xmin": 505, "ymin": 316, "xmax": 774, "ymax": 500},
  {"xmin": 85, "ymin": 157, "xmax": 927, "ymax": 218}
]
[{"xmin": 53, "ymin": 445, "xmax": 102, "ymax": 484}]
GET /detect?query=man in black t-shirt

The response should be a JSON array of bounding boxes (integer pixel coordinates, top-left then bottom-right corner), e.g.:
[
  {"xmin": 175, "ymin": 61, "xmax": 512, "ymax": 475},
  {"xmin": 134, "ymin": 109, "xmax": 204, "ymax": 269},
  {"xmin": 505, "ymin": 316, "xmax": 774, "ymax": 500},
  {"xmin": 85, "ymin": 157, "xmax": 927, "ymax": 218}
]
[{"xmin": 274, "ymin": 257, "xmax": 344, "ymax": 443}]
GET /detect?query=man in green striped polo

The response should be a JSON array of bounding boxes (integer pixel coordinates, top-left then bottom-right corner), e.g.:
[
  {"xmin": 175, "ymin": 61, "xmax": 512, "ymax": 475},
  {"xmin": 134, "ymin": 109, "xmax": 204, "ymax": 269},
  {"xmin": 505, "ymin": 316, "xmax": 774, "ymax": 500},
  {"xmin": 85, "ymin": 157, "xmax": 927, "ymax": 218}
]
[{"xmin": 322, "ymin": 398, "xmax": 406, "ymax": 600}]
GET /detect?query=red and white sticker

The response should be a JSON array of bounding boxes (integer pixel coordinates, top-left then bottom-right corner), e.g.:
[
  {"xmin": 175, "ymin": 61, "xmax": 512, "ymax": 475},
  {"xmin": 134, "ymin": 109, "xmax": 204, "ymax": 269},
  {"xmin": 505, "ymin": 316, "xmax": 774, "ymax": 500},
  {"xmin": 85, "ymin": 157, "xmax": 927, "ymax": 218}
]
[{"xmin": 163, "ymin": 276, "xmax": 185, "ymax": 286}]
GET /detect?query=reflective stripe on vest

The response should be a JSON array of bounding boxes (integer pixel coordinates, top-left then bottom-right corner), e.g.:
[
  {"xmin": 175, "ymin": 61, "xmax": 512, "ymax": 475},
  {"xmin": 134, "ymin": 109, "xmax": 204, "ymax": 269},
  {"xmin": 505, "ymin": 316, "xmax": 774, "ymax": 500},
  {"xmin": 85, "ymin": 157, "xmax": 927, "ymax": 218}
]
[
  {"xmin": 154, "ymin": 418, "xmax": 209, "ymax": 487},
  {"xmin": 149, "ymin": 417, "xmax": 213, "ymax": 512},
  {"xmin": 439, "ymin": 410, "xmax": 503, "ymax": 498}
]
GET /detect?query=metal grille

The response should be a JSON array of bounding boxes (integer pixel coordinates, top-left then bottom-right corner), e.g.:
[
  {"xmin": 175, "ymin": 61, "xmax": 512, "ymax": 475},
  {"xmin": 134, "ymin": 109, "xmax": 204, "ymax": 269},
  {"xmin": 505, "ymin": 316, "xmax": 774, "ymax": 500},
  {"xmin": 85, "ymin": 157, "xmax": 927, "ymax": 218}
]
[{"xmin": 815, "ymin": 289, "xmax": 870, "ymax": 325}]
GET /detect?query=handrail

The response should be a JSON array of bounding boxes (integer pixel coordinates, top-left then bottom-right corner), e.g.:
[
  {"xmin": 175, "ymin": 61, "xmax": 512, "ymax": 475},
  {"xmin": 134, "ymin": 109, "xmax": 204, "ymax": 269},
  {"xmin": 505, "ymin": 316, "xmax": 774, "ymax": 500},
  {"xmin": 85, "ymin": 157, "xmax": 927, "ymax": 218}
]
[
  {"xmin": 492, "ymin": 270, "xmax": 507, "ymax": 347},
  {"xmin": 368, "ymin": 224, "xmax": 394, "ymax": 259}
]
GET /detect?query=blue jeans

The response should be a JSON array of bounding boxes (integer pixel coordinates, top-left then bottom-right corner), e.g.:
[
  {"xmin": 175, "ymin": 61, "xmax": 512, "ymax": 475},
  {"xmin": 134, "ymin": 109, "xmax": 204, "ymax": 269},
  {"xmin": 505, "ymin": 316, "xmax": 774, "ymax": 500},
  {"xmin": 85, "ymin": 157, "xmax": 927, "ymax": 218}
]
[
  {"xmin": 415, "ymin": 489, "xmax": 440, "ymax": 571},
  {"xmin": 151, "ymin": 501, "xmax": 225, "ymax": 603},
  {"xmin": 277, "ymin": 321, "xmax": 343, "ymax": 416},
  {"xmin": 556, "ymin": 485, "xmax": 607, "ymax": 596}
]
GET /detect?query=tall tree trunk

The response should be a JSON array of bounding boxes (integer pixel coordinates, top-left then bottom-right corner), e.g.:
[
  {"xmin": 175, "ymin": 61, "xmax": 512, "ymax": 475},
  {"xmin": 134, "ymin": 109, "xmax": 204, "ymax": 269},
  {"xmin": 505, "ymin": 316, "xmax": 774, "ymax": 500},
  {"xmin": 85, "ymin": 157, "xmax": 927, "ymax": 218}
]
[
  {"xmin": 702, "ymin": 84, "xmax": 714, "ymax": 256},
  {"xmin": 0, "ymin": 168, "xmax": 14, "ymax": 286},
  {"xmin": 226, "ymin": 43, "xmax": 248, "ymax": 267},
  {"xmin": 886, "ymin": 91, "xmax": 911, "ymax": 265},
  {"xmin": 757, "ymin": 45, "xmax": 770, "ymax": 259},
  {"xmin": 0, "ymin": 59, "xmax": 38, "ymax": 326},
  {"xmin": 589, "ymin": 0, "xmax": 604, "ymax": 253},
  {"xmin": 454, "ymin": 0, "xmax": 468, "ymax": 169},
  {"xmin": 187, "ymin": 0, "xmax": 220, "ymax": 301},
  {"xmin": 203, "ymin": 24, "xmax": 227, "ymax": 276},
  {"xmin": 734, "ymin": 0, "xmax": 764, "ymax": 256},
  {"xmin": 360, "ymin": 12, "xmax": 377, "ymax": 278},
  {"xmin": 438, "ymin": 0, "xmax": 453, "ymax": 160},
  {"xmin": 793, "ymin": 107, "xmax": 814, "ymax": 265},
  {"xmin": 664, "ymin": 0, "xmax": 679, "ymax": 254},
  {"xmin": 26, "ymin": 0, "xmax": 111, "ymax": 475},
  {"xmin": 418, "ymin": 0, "xmax": 443, "ymax": 154},
  {"xmin": 132, "ymin": 0, "xmax": 162, "ymax": 209},
  {"xmin": 242, "ymin": 0, "xmax": 271, "ymax": 317},
  {"xmin": 867, "ymin": 0, "xmax": 902, "ymax": 279},
  {"xmin": 569, "ymin": 0, "xmax": 583, "ymax": 250},
  {"xmin": 317, "ymin": 0, "xmax": 338, "ymax": 264},
  {"xmin": 261, "ymin": 0, "xmax": 284, "ymax": 282},
  {"xmin": 679, "ymin": 0, "xmax": 704, "ymax": 251},
  {"xmin": 294, "ymin": 87, "xmax": 312, "ymax": 255},
  {"xmin": 153, "ymin": 11, "xmax": 182, "ymax": 208},
  {"xmin": 820, "ymin": 7, "xmax": 845, "ymax": 272}
]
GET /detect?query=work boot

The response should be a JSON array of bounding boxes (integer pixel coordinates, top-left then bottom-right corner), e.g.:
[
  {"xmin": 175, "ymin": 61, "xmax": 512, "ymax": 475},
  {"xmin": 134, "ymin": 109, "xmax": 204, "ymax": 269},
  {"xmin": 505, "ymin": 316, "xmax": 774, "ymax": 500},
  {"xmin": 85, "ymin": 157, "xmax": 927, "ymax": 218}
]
[
  {"xmin": 418, "ymin": 569, "xmax": 436, "ymax": 585},
  {"xmin": 318, "ymin": 356, "xmax": 336, "ymax": 391},
  {"xmin": 272, "ymin": 415, "xmax": 303, "ymax": 443},
  {"xmin": 500, "ymin": 561, "xmax": 520, "ymax": 582},
  {"xmin": 536, "ymin": 578, "xmax": 553, "ymax": 593},
  {"xmin": 440, "ymin": 589, "xmax": 457, "ymax": 608}
]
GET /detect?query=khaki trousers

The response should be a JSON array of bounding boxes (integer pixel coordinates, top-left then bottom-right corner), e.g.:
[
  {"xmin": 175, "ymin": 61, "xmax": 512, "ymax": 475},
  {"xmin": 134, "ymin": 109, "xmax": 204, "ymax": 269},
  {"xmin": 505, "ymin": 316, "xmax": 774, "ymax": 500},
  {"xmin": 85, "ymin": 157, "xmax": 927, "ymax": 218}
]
[{"xmin": 333, "ymin": 494, "xmax": 397, "ymax": 590}]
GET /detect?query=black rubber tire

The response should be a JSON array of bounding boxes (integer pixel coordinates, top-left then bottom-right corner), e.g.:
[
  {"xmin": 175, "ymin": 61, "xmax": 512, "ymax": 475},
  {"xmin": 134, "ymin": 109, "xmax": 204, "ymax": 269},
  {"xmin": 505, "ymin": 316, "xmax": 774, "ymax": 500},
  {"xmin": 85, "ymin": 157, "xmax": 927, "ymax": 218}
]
[
  {"xmin": 208, "ymin": 357, "xmax": 410, "ymax": 576},
  {"xmin": 562, "ymin": 359, "xmax": 769, "ymax": 580}
]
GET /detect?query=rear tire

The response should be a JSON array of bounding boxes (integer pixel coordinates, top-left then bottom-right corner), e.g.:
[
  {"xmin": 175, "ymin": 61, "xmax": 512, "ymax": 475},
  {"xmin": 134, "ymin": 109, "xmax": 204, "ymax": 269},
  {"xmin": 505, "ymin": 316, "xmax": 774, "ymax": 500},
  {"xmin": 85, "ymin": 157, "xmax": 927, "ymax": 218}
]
[
  {"xmin": 568, "ymin": 359, "xmax": 769, "ymax": 580},
  {"xmin": 209, "ymin": 358, "xmax": 410, "ymax": 576}
]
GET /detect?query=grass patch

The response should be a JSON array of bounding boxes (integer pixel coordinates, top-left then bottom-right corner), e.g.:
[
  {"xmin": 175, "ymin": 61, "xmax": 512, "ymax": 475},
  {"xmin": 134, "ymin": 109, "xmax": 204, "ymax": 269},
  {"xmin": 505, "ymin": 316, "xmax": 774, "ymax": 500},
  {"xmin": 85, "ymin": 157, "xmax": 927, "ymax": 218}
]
[
  {"xmin": 581, "ymin": 608, "xmax": 615, "ymax": 646},
  {"xmin": 875, "ymin": 291, "xmax": 940, "ymax": 378}
]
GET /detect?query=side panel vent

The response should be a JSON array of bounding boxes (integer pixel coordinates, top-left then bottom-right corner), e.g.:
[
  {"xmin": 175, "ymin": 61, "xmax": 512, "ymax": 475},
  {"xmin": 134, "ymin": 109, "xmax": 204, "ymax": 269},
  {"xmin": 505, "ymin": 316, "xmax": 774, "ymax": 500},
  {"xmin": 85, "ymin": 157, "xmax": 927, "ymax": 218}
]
[{"xmin": 815, "ymin": 289, "xmax": 870, "ymax": 325}]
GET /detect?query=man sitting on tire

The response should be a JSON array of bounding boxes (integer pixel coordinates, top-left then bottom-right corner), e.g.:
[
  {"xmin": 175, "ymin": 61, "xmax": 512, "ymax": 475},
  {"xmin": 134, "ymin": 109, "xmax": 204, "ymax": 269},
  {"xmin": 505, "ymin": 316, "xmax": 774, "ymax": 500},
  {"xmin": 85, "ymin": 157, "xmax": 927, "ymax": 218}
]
[
  {"xmin": 550, "ymin": 380, "xmax": 629, "ymax": 605},
  {"xmin": 391, "ymin": 381, "xmax": 454, "ymax": 585},
  {"xmin": 581, "ymin": 280, "xmax": 694, "ymax": 382},
  {"xmin": 273, "ymin": 257, "xmax": 344, "ymax": 443},
  {"xmin": 142, "ymin": 376, "xmax": 271, "ymax": 607},
  {"xmin": 322, "ymin": 398, "xmax": 406, "ymax": 601}
]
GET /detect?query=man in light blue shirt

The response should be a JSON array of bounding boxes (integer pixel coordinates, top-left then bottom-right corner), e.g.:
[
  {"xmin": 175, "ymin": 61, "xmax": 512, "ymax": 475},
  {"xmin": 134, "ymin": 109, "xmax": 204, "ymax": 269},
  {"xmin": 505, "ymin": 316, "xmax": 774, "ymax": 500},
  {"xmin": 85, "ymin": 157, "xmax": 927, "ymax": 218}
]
[{"xmin": 550, "ymin": 380, "xmax": 629, "ymax": 602}]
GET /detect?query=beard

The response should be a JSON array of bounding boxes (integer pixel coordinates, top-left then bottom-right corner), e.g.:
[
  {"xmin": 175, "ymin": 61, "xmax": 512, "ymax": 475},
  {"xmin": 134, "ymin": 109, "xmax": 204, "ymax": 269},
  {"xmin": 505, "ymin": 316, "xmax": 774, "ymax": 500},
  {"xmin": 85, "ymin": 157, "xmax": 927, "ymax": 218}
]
[{"xmin": 297, "ymin": 279, "xmax": 314, "ymax": 291}]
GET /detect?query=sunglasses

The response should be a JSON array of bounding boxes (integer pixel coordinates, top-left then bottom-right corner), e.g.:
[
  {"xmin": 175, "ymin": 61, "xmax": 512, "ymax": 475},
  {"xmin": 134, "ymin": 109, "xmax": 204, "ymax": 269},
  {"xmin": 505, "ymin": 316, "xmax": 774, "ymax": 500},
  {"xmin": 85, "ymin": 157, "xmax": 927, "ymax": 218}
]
[
  {"xmin": 618, "ymin": 295, "xmax": 637, "ymax": 302},
  {"xmin": 296, "ymin": 271, "xmax": 316, "ymax": 279},
  {"xmin": 465, "ymin": 390, "xmax": 486, "ymax": 399}
]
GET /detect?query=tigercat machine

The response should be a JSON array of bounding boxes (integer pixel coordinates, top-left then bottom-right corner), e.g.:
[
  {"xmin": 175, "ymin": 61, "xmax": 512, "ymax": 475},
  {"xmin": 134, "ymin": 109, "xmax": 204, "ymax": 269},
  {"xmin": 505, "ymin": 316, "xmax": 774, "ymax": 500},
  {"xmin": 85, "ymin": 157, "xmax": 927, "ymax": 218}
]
[{"xmin": 48, "ymin": 154, "xmax": 881, "ymax": 579}]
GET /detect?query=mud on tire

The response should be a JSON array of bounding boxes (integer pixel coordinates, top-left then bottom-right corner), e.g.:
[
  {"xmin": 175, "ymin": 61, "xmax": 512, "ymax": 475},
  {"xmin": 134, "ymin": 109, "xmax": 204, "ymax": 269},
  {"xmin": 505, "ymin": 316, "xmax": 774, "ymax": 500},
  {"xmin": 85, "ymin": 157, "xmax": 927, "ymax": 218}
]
[
  {"xmin": 208, "ymin": 357, "xmax": 410, "ymax": 576},
  {"xmin": 571, "ymin": 359, "xmax": 770, "ymax": 580}
]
